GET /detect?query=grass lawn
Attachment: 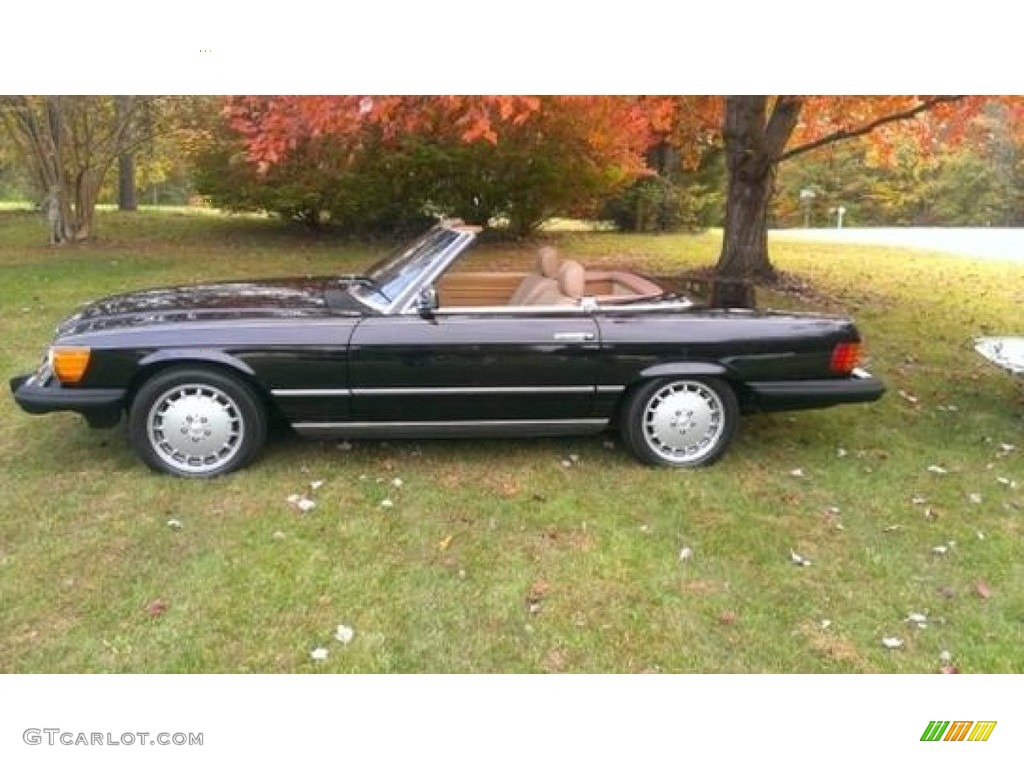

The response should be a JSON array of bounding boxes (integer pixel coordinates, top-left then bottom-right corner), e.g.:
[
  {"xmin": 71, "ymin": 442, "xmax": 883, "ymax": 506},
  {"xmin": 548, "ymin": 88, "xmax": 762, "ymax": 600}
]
[{"xmin": 0, "ymin": 209, "xmax": 1021, "ymax": 673}]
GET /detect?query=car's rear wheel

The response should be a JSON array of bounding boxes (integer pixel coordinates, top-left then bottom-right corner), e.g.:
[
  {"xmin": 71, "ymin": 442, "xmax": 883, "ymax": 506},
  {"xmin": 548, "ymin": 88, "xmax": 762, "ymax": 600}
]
[
  {"xmin": 620, "ymin": 377, "xmax": 739, "ymax": 467},
  {"xmin": 128, "ymin": 367, "xmax": 267, "ymax": 478}
]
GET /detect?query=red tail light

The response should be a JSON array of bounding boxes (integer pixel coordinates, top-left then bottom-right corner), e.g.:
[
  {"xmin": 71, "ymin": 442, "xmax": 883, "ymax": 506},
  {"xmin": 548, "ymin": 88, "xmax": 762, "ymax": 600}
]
[{"xmin": 830, "ymin": 342, "xmax": 861, "ymax": 375}]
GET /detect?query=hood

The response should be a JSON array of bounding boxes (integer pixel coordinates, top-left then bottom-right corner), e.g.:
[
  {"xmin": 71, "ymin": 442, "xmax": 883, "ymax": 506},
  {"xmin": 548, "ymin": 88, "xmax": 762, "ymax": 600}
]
[{"xmin": 56, "ymin": 276, "xmax": 365, "ymax": 337}]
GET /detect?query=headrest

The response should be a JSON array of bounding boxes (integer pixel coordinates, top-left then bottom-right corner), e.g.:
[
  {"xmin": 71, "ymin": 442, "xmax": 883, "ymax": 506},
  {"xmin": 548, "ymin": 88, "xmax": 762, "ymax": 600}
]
[
  {"xmin": 537, "ymin": 246, "xmax": 560, "ymax": 279},
  {"xmin": 557, "ymin": 260, "xmax": 585, "ymax": 300}
]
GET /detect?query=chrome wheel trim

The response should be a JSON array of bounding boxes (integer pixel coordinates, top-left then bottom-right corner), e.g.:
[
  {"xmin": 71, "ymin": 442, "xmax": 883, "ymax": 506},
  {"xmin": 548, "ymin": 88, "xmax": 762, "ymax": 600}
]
[
  {"xmin": 641, "ymin": 381, "xmax": 725, "ymax": 464},
  {"xmin": 147, "ymin": 383, "xmax": 245, "ymax": 474}
]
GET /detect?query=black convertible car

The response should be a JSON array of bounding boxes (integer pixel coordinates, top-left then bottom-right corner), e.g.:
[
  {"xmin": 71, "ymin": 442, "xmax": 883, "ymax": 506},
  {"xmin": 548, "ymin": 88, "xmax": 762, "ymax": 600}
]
[{"xmin": 10, "ymin": 221, "xmax": 884, "ymax": 477}]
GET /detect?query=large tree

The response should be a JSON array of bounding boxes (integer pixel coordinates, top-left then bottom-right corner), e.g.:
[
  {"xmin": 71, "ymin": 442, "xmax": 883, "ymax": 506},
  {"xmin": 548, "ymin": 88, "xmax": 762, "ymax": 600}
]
[
  {"xmin": 226, "ymin": 94, "xmax": 1018, "ymax": 277},
  {"xmin": 224, "ymin": 95, "xmax": 655, "ymax": 235},
  {"xmin": 0, "ymin": 96, "xmax": 168, "ymax": 241},
  {"xmin": 714, "ymin": 95, "xmax": 984, "ymax": 280}
]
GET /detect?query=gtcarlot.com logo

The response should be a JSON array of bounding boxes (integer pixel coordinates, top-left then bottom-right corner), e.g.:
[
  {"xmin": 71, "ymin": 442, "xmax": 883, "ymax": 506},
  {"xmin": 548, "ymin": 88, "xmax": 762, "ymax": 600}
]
[
  {"xmin": 921, "ymin": 721, "xmax": 997, "ymax": 742},
  {"xmin": 23, "ymin": 729, "xmax": 203, "ymax": 747}
]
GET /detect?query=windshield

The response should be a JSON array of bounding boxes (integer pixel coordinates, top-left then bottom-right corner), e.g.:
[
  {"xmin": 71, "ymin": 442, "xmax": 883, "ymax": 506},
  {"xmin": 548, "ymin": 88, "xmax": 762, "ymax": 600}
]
[{"xmin": 353, "ymin": 226, "xmax": 464, "ymax": 309}]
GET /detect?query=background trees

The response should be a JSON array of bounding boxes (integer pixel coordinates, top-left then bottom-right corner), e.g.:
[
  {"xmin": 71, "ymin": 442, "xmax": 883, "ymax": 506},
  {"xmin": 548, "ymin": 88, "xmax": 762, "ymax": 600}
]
[
  {"xmin": 0, "ymin": 96, "xmax": 216, "ymax": 241},
  {"xmin": 1, "ymin": 94, "xmax": 1020, "ymax": 273}
]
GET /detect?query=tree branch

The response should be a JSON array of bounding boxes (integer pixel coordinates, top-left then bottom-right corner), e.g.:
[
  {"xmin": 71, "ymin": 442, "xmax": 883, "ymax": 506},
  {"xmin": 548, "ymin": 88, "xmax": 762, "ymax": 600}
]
[
  {"xmin": 779, "ymin": 96, "xmax": 964, "ymax": 162},
  {"xmin": 764, "ymin": 96, "xmax": 804, "ymax": 159}
]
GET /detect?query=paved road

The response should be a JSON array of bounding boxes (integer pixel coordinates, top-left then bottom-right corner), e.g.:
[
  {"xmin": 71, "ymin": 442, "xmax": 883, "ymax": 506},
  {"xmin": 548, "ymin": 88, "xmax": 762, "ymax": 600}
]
[{"xmin": 772, "ymin": 227, "xmax": 1024, "ymax": 263}]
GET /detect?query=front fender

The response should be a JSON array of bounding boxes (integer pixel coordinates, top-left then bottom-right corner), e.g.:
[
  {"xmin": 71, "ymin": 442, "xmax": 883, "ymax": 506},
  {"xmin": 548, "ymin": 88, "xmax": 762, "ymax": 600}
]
[{"xmin": 137, "ymin": 349, "xmax": 257, "ymax": 378}]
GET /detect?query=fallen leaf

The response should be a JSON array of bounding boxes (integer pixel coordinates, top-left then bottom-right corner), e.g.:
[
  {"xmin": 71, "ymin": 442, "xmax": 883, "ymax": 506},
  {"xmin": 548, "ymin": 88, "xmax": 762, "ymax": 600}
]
[
  {"xmin": 678, "ymin": 546, "xmax": 694, "ymax": 562},
  {"xmin": 923, "ymin": 508, "xmax": 938, "ymax": 521},
  {"xmin": 310, "ymin": 480, "xmax": 324, "ymax": 491},
  {"xmin": 932, "ymin": 545, "xmax": 948, "ymax": 555},
  {"xmin": 166, "ymin": 519, "xmax": 182, "ymax": 530},
  {"xmin": 911, "ymin": 495, "xmax": 927, "ymax": 505},
  {"xmin": 882, "ymin": 524, "xmax": 903, "ymax": 533},
  {"xmin": 146, "ymin": 599, "xmax": 167, "ymax": 618},
  {"xmin": 334, "ymin": 624, "xmax": 355, "ymax": 644},
  {"xmin": 976, "ymin": 530, "xmax": 986, "ymax": 540},
  {"xmin": 974, "ymin": 580, "xmax": 993, "ymax": 600},
  {"xmin": 939, "ymin": 649, "xmax": 952, "ymax": 663},
  {"xmin": 310, "ymin": 647, "xmax": 329, "ymax": 661},
  {"xmin": 526, "ymin": 579, "xmax": 549, "ymax": 613},
  {"xmin": 819, "ymin": 619, "xmax": 832, "ymax": 630},
  {"xmin": 836, "ymin": 447, "xmax": 848, "ymax": 458},
  {"xmin": 380, "ymin": 499, "xmax": 394, "ymax": 509},
  {"xmin": 391, "ymin": 478, "xmax": 404, "ymax": 488},
  {"xmin": 272, "ymin": 531, "xmax": 287, "ymax": 541},
  {"xmin": 927, "ymin": 465, "xmax": 948, "ymax": 475},
  {"xmin": 906, "ymin": 612, "xmax": 928, "ymax": 628},
  {"xmin": 881, "ymin": 636, "xmax": 904, "ymax": 650},
  {"xmin": 286, "ymin": 494, "xmax": 301, "ymax": 504},
  {"xmin": 789, "ymin": 468, "xmax": 805, "ymax": 478},
  {"xmin": 790, "ymin": 550, "xmax": 812, "ymax": 567},
  {"xmin": 719, "ymin": 610, "xmax": 738, "ymax": 625},
  {"xmin": 898, "ymin": 389, "xmax": 920, "ymax": 404},
  {"xmin": 968, "ymin": 492, "xmax": 983, "ymax": 504},
  {"xmin": 937, "ymin": 586, "xmax": 956, "ymax": 599},
  {"xmin": 297, "ymin": 498, "xmax": 316, "ymax": 513},
  {"xmin": 438, "ymin": 535, "xmax": 453, "ymax": 551}
]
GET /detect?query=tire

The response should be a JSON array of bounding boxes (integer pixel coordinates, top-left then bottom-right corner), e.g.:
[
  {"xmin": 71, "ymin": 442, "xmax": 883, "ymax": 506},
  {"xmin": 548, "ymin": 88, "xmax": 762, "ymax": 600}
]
[
  {"xmin": 128, "ymin": 367, "xmax": 267, "ymax": 478},
  {"xmin": 620, "ymin": 377, "xmax": 739, "ymax": 468}
]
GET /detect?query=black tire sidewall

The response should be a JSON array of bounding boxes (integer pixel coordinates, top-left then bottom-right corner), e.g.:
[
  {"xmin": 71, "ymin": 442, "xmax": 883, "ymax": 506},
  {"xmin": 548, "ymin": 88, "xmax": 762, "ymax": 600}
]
[
  {"xmin": 128, "ymin": 367, "xmax": 267, "ymax": 478},
  {"xmin": 621, "ymin": 376, "xmax": 739, "ymax": 468}
]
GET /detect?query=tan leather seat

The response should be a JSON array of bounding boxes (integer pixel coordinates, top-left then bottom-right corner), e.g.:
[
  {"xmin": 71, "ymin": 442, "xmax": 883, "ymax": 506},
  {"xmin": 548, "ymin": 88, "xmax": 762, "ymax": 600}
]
[
  {"xmin": 533, "ymin": 260, "xmax": 585, "ymax": 305},
  {"xmin": 508, "ymin": 246, "xmax": 560, "ymax": 305}
]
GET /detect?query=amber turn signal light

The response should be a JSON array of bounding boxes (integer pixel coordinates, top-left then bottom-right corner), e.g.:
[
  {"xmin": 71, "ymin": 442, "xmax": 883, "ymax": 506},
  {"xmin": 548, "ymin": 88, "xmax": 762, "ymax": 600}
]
[
  {"xmin": 830, "ymin": 342, "xmax": 861, "ymax": 375},
  {"xmin": 50, "ymin": 347, "xmax": 91, "ymax": 384}
]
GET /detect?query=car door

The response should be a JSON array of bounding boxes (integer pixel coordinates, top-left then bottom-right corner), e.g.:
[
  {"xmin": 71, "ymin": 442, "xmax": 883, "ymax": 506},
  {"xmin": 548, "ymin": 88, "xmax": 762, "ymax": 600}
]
[{"xmin": 347, "ymin": 309, "xmax": 601, "ymax": 424}]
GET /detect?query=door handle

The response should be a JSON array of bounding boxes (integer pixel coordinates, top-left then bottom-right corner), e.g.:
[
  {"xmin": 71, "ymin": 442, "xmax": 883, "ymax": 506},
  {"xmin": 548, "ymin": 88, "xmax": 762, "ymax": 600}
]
[{"xmin": 552, "ymin": 332, "xmax": 595, "ymax": 342}]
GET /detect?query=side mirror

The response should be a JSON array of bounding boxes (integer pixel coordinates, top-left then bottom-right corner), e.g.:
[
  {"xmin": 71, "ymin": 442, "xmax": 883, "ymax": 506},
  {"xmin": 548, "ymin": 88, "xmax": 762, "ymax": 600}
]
[{"xmin": 416, "ymin": 285, "xmax": 438, "ymax": 315}]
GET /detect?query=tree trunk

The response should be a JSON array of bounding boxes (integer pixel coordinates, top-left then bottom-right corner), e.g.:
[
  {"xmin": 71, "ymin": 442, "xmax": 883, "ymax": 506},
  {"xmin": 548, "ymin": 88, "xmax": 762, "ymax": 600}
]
[
  {"xmin": 716, "ymin": 161, "xmax": 775, "ymax": 280},
  {"xmin": 716, "ymin": 96, "xmax": 775, "ymax": 281},
  {"xmin": 116, "ymin": 96, "xmax": 136, "ymax": 211},
  {"xmin": 715, "ymin": 96, "xmax": 802, "ymax": 283},
  {"xmin": 118, "ymin": 152, "xmax": 136, "ymax": 210}
]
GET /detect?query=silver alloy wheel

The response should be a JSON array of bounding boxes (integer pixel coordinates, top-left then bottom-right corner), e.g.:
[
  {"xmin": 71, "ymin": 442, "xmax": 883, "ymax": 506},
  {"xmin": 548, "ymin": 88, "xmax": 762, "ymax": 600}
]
[
  {"xmin": 641, "ymin": 380, "xmax": 726, "ymax": 464},
  {"xmin": 146, "ymin": 383, "xmax": 245, "ymax": 474}
]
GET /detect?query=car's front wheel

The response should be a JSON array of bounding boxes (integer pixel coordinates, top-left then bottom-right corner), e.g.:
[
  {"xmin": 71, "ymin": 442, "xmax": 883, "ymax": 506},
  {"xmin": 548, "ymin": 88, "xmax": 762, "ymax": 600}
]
[
  {"xmin": 128, "ymin": 367, "xmax": 267, "ymax": 478},
  {"xmin": 620, "ymin": 377, "xmax": 739, "ymax": 467}
]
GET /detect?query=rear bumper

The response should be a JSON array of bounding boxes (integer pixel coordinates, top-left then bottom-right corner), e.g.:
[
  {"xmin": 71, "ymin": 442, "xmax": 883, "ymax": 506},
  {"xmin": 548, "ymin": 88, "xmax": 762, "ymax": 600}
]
[
  {"xmin": 747, "ymin": 368, "xmax": 885, "ymax": 412},
  {"xmin": 10, "ymin": 372, "xmax": 125, "ymax": 428}
]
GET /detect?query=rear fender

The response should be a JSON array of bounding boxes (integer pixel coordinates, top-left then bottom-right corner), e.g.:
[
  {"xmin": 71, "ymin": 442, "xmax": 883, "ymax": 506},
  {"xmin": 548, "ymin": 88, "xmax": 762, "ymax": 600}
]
[{"xmin": 638, "ymin": 361, "xmax": 730, "ymax": 379}]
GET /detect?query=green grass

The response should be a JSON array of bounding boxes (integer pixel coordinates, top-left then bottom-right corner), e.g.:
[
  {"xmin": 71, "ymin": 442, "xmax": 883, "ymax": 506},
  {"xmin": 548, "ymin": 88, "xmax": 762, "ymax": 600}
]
[{"xmin": 1, "ymin": 209, "xmax": 1022, "ymax": 672}]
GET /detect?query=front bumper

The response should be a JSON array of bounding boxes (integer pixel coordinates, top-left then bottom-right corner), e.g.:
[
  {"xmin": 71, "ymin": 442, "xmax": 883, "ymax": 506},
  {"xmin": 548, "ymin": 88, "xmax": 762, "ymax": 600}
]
[
  {"xmin": 10, "ymin": 372, "xmax": 126, "ymax": 428},
  {"xmin": 746, "ymin": 368, "xmax": 886, "ymax": 412}
]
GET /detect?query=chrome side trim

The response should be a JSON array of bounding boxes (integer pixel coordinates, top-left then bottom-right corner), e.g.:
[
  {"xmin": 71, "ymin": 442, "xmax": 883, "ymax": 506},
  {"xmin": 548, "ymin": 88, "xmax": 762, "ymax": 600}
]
[
  {"xmin": 272, "ymin": 385, "xmax": 596, "ymax": 397},
  {"xmin": 351, "ymin": 385, "xmax": 594, "ymax": 396},
  {"xmin": 596, "ymin": 385, "xmax": 626, "ymax": 394},
  {"xmin": 292, "ymin": 418, "xmax": 610, "ymax": 439},
  {"xmin": 271, "ymin": 388, "xmax": 352, "ymax": 397},
  {"xmin": 296, "ymin": 418, "xmax": 608, "ymax": 429}
]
